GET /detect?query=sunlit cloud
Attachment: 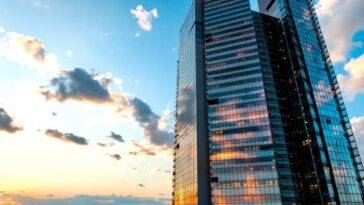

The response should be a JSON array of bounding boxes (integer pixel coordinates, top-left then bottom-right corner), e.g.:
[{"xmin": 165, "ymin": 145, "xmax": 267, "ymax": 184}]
[
  {"xmin": 337, "ymin": 54, "xmax": 364, "ymax": 101},
  {"xmin": 0, "ymin": 107, "xmax": 23, "ymax": 134},
  {"xmin": 1, "ymin": 79, "xmax": 57, "ymax": 134},
  {"xmin": 0, "ymin": 30, "xmax": 59, "ymax": 75},
  {"xmin": 129, "ymin": 141, "xmax": 156, "ymax": 156},
  {"xmin": 44, "ymin": 129, "xmax": 89, "ymax": 146},
  {"xmin": 316, "ymin": 0, "xmax": 364, "ymax": 63},
  {"xmin": 131, "ymin": 5, "xmax": 158, "ymax": 31}
]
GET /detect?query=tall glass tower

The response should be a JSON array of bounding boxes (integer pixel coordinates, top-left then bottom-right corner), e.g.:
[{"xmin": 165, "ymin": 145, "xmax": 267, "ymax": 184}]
[{"xmin": 173, "ymin": 0, "xmax": 364, "ymax": 204}]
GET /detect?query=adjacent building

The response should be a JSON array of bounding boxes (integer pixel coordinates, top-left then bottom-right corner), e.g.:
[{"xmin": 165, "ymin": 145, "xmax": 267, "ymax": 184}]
[{"xmin": 173, "ymin": 0, "xmax": 364, "ymax": 204}]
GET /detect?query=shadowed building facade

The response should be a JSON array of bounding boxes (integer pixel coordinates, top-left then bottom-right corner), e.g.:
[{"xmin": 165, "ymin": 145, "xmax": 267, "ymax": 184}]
[{"xmin": 173, "ymin": 0, "xmax": 364, "ymax": 204}]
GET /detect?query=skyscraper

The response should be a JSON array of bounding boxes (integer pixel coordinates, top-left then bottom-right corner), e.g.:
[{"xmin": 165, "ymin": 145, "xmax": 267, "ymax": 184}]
[{"xmin": 173, "ymin": 0, "xmax": 364, "ymax": 204}]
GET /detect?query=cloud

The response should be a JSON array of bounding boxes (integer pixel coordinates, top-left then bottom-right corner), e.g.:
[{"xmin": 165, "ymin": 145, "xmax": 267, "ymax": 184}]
[
  {"xmin": 164, "ymin": 170, "xmax": 172, "ymax": 174},
  {"xmin": 40, "ymin": 68, "xmax": 112, "ymax": 103},
  {"xmin": 0, "ymin": 26, "xmax": 4, "ymax": 33},
  {"xmin": 156, "ymin": 169, "xmax": 171, "ymax": 174},
  {"xmin": 40, "ymin": 67, "xmax": 173, "ymax": 148},
  {"xmin": 66, "ymin": 50, "xmax": 73, "ymax": 58},
  {"xmin": 97, "ymin": 142, "xmax": 107, "ymax": 147},
  {"xmin": 95, "ymin": 141, "xmax": 116, "ymax": 148},
  {"xmin": 44, "ymin": 129, "xmax": 88, "ymax": 146},
  {"xmin": 129, "ymin": 98, "xmax": 173, "ymax": 147},
  {"xmin": 107, "ymin": 131, "xmax": 124, "ymax": 143},
  {"xmin": 138, "ymin": 184, "xmax": 145, "ymax": 187},
  {"xmin": 316, "ymin": 0, "xmax": 364, "ymax": 63},
  {"xmin": 129, "ymin": 141, "xmax": 156, "ymax": 156},
  {"xmin": 129, "ymin": 151, "xmax": 138, "ymax": 156},
  {"xmin": 32, "ymin": 1, "xmax": 49, "ymax": 8},
  {"xmin": 159, "ymin": 108, "xmax": 174, "ymax": 131},
  {"xmin": 131, "ymin": 5, "xmax": 158, "ymax": 31},
  {"xmin": 337, "ymin": 54, "xmax": 364, "ymax": 101},
  {"xmin": 108, "ymin": 153, "xmax": 121, "ymax": 160},
  {"xmin": 0, "ymin": 31, "xmax": 59, "ymax": 73},
  {"xmin": 351, "ymin": 116, "xmax": 364, "ymax": 156},
  {"xmin": 0, "ymin": 107, "xmax": 23, "ymax": 134},
  {"xmin": 99, "ymin": 32, "xmax": 109, "ymax": 40},
  {"xmin": 11, "ymin": 195, "xmax": 170, "ymax": 205}
]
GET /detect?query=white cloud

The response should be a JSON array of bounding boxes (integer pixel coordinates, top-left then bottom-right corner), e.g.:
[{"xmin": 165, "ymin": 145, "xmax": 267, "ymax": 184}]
[
  {"xmin": 316, "ymin": 0, "xmax": 339, "ymax": 15},
  {"xmin": 135, "ymin": 32, "xmax": 140, "ymax": 37},
  {"xmin": 66, "ymin": 50, "xmax": 73, "ymax": 58},
  {"xmin": 131, "ymin": 5, "xmax": 158, "ymax": 31},
  {"xmin": 337, "ymin": 54, "xmax": 364, "ymax": 101},
  {"xmin": 158, "ymin": 108, "xmax": 174, "ymax": 131},
  {"xmin": 351, "ymin": 116, "xmax": 364, "ymax": 156},
  {"xmin": 0, "ymin": 26, "xmax": 4, "ymax": 33},
  {"xmin": 0, "ymin": 31, "xmax": 59, "ymax": 75},
  {"xmin": 352, "ymin": 117, "xmax": 364, "ymax": 137},
  {"xmin": 317, "ymin": 0, "xmax": 364, "ymax": 63}
]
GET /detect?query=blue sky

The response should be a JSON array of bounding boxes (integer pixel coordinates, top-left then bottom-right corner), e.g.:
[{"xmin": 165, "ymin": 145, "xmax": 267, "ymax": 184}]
[
  {"xmin": 0, "ymin": 0, "xmax": 190, "ymax": 114},
  {"xmin": 0, "ymin": 0, "xmax": 363, "ymax": 204}
]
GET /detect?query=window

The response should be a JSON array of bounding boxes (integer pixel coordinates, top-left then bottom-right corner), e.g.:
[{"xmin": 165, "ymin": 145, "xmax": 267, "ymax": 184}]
[{"xmin": 208, "ymin": 98, "xmax": 219, "ymax": 105}]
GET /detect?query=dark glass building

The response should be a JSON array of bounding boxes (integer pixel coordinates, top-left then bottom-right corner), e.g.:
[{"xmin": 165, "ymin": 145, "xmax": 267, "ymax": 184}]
[{"xmin": 173, "ymin": 0, "xmax": 364, "ymax": 204}]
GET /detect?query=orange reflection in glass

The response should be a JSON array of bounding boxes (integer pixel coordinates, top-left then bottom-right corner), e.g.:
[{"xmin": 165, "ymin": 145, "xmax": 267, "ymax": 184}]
[
  {"xmin": 213, "ymin": 189, "xmax": 228, "ymax": 204},
  {"xmin": 211, "ymin": 151, "xmax": 253, "ymax": 161}
]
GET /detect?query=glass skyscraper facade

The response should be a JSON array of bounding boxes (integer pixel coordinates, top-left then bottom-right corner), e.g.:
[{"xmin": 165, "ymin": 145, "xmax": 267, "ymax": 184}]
[{"xmin": 173, "ymin": 0, "xmax": 364, "ymax": 204}]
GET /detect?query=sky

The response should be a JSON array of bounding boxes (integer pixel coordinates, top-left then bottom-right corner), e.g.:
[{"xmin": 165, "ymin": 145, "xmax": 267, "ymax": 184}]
[{"xmin": 0, "ymin": 0, "xmax": 363, "ymax": 205}]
